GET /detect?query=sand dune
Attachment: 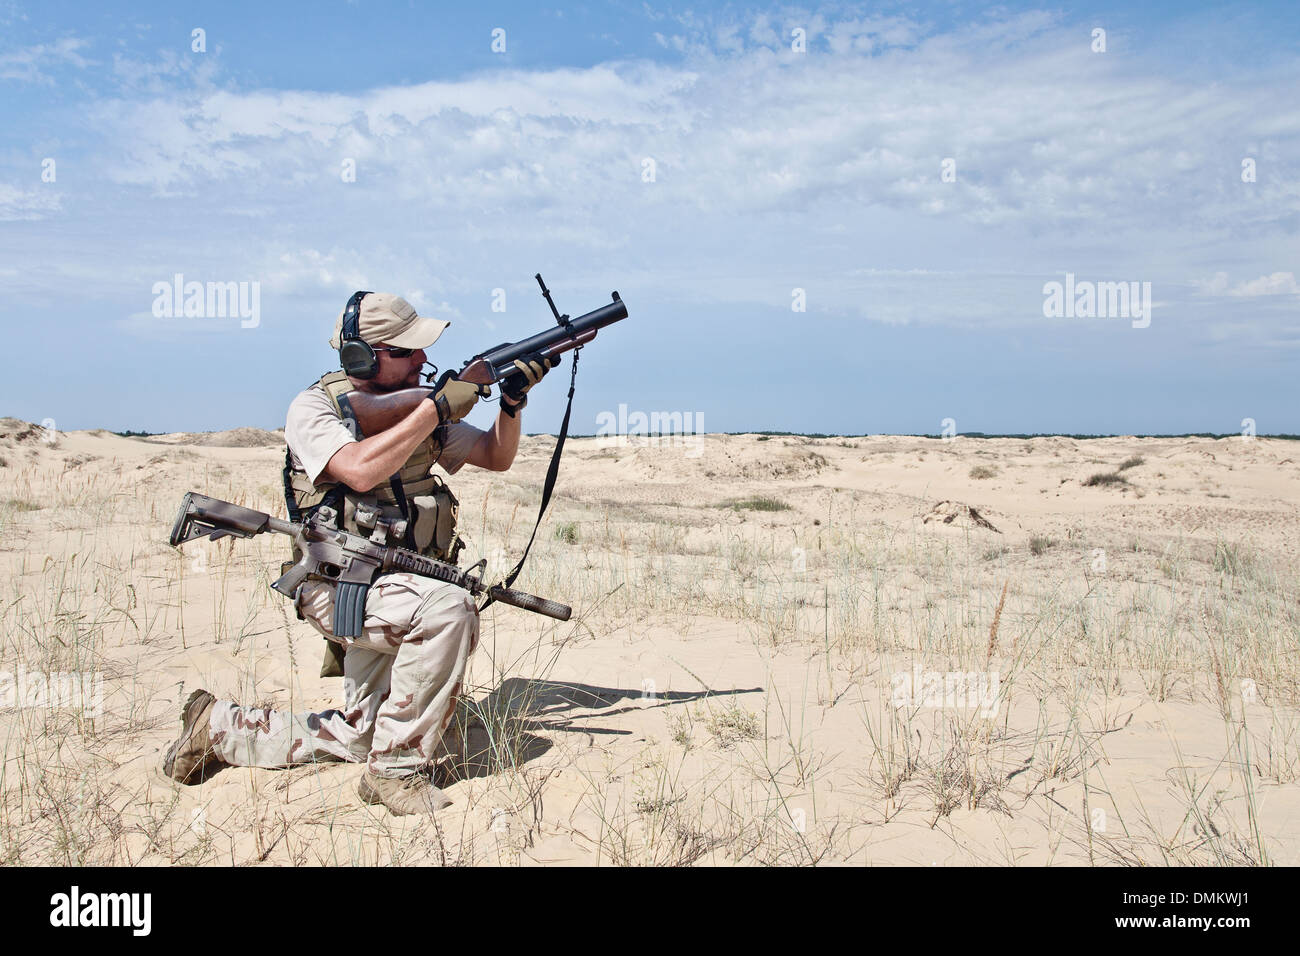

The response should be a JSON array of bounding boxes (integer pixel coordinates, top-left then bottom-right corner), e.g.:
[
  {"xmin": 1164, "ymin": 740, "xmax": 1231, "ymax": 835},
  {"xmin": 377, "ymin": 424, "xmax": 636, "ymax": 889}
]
[{"xmin": 1, "ymin": 422, "xmax": 1297, "ymax": 865}]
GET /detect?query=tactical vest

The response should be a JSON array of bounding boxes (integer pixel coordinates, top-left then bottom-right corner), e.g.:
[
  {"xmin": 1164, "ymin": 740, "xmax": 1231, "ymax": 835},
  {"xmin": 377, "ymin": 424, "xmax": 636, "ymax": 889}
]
[
  {"xmin": 282, "ymin": 371, "xmax": 464, "ymax": 564},
  {"xmin": 281, "ymin": 371, "xmax": 465, "ymax": 679}
]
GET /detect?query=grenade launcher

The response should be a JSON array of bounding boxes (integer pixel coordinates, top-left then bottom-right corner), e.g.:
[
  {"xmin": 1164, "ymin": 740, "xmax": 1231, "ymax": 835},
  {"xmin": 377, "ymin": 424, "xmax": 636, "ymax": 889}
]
[{"xmin": 342, "ymin": 275, "xmax": 628, "ymax": 435}]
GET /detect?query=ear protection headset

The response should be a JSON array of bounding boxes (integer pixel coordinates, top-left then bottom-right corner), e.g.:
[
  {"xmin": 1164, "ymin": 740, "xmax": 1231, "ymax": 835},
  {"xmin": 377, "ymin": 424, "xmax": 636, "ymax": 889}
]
[{"xmin": 338, "ymin": 290, "xmax": 377, "ymax": 379}]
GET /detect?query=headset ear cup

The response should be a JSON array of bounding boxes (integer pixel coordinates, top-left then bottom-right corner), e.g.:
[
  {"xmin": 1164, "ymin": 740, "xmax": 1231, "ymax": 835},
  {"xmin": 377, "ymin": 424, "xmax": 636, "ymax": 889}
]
[
  {"xmin": 340, "ymin": 339, "xmax": 378, "ymax": 379},
  {"xmin": 339, "ymin": 289, "xmax": 376, "ymax": 378}
]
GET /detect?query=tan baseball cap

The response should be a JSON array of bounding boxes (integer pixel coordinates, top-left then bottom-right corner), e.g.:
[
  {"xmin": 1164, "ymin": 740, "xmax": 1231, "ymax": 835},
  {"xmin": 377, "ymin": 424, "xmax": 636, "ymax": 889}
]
[{"xmin": 328, "ymin": 292, "xmax": 451, "ymax": 350}]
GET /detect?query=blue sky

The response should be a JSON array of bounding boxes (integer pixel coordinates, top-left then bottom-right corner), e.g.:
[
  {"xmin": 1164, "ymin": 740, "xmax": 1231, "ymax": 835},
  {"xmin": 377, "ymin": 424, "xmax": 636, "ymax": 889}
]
[{"xmin": 1, "ymin": 0, "xmax": 1297, "ymax": 435}]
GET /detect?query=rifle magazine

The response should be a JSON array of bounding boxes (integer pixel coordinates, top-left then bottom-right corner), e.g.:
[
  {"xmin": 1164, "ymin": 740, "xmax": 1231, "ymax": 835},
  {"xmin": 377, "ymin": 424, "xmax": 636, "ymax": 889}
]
[{"xmin": 333, "ymin": 581, "xmax": 369, "ymax": 637}]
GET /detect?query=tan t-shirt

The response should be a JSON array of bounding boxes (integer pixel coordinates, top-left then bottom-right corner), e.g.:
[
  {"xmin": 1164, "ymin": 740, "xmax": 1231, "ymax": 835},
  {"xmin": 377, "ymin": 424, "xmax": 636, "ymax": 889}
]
[{"xmin": 285, "ymin": 385, "xmax": 484, "ymax": 485}]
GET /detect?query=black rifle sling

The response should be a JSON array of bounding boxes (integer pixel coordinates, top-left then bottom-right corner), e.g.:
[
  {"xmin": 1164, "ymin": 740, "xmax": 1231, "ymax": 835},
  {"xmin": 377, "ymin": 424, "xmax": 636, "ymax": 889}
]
[
  {"xmin": 478, "ymin": 347, "xmax": 581, "ymax": 615},
  {"xmin": 386, "ymin": 471, "xmax": 417, "ymax": 549},
  {"xmin": 282, "ymin": 446, "xmax": 303, "ymax": 523}
]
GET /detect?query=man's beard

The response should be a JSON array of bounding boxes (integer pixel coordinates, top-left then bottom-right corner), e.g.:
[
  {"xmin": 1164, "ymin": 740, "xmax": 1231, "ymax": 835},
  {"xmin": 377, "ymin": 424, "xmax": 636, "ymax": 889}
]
[{"xmin": 366, "ymin": 372, "xmax": 419, "ymax": 393}]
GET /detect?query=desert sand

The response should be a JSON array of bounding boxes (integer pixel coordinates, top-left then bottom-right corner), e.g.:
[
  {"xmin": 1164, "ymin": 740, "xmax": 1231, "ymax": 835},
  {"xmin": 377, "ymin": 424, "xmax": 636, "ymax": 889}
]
[{"xmin": 1, "ymin": 417, "xmax": 1298, "ymax": 865}]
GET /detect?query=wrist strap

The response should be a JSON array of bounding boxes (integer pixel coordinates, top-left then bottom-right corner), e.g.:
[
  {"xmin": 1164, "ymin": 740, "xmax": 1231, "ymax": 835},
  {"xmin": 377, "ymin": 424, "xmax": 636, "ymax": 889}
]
[{"xmin": 427, "ymin": 390, "xmax": 449, "ymax": 424}]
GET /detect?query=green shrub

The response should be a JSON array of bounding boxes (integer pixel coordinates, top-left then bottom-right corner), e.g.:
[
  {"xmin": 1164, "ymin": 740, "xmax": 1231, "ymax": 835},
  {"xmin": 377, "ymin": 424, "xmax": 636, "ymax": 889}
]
[
  {"xmin": 705, "ymin": 705, "xmax": 762, "ymax": 747},
  {"xmin": 1214, "ymin": 540, "xmax": 1255, "ymax": 577},
  {"xmin": 1029, "ymin": 535, "xmax": 1055, "ymax": 556},
  {"xmin": 725, "ymin": 497, "xmax": 791, "ymax": 512}
]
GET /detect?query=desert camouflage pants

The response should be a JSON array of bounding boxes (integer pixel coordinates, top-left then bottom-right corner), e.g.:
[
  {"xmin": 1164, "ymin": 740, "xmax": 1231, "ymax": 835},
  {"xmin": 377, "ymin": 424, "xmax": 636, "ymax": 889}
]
[{"xmin": 207, "ymin": 573, "xmax": 478, "ymax": 778}]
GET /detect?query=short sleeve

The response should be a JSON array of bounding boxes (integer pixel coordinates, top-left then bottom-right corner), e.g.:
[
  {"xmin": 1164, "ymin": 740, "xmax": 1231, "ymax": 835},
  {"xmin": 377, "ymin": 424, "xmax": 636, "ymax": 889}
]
[
  {"xmin": 285, "ymin": 387, "xmax": 356, "ymax": 485},
  {"xmin": 434, "ymin": 421, "xmax": 484, "ymax": 475}
]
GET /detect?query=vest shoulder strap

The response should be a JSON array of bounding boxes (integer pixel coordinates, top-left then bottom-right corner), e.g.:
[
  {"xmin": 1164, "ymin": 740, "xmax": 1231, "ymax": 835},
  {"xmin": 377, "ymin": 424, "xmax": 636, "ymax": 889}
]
[
  {"xmin": 283, "ymin": 372, "xmax": 354, "ymax": 521},
  {"xmin": 317, "ymin": 370, "xmax": 354, "ymax": 410},
  {"xmin": 316, "ymin": 371, "xmax": 361, "ymax": 437}
]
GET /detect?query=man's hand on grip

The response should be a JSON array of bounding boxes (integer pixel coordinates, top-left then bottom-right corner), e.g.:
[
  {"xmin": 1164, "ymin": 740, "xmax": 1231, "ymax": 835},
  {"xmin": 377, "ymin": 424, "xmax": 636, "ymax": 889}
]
[
  {"xmin": 500, "ymin": 352, "xmax": 552, "ymax": 417},
  {"xmin": 426, "ymin": 371, "xmax": 486, "ymax": 424}
]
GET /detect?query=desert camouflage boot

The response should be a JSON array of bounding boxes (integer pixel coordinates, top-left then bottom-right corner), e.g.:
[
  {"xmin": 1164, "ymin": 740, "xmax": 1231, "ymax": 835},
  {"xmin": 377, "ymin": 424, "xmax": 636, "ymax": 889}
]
[
  {"xmin": 162, "ymin": 689, "xmax": 224, "ymax": 784},
  {"xmin": 358, "ymin": 769, "xmax": 453, "ymax": 815}
]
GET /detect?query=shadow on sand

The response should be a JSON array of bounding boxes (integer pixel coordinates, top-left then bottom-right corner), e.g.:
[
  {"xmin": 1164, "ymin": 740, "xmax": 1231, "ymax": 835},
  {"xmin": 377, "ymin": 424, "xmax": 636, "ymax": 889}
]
[{"xmin": 444, "ymin": 678, "xmax": 765, "ymax": 783}]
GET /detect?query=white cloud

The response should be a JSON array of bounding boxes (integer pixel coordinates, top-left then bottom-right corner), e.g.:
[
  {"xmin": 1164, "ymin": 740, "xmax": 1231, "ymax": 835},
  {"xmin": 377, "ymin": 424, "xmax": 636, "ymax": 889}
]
[
  {"xmin": 108, "ymin": 47, "xmax": 221, "ymax": 95},
  {"xmin": 1228, "ymin": 271, "xmax": 1299, "ymax": 297},
  {"xmin": 4, "ymin": 9, "xmax": 1296, "ymax": 343},
  {"xmin": 0, "ymin": 182, "xmax": 62, "ymax": 220},
  {"xmin": 1195, "ymin": 271, "xmax": 1299, "ymax": 297},
  {"xmin": 73, "ymin": 8, "xmax": 1296, "ymax": 248},
  {"xmin": 0, "ymin": 36, "xmax": 91, "ymax": 82}
]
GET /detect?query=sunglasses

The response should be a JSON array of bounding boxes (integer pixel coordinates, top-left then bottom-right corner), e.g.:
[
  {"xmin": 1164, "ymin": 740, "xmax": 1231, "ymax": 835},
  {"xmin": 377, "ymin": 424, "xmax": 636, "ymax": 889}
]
[{"xmin": 372, "ymin": 346, "xmax": 417, "ymax": 359}]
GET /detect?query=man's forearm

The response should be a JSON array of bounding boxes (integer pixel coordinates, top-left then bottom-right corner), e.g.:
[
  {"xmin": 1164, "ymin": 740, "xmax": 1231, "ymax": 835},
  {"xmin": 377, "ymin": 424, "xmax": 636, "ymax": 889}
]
[
  {"xmin": 325, "ymin": 401, "xmax": 441, "ymax": 490},
  {"xmin": 486, "ymin": 401, "xmax": 522, "ymax": 470}
]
